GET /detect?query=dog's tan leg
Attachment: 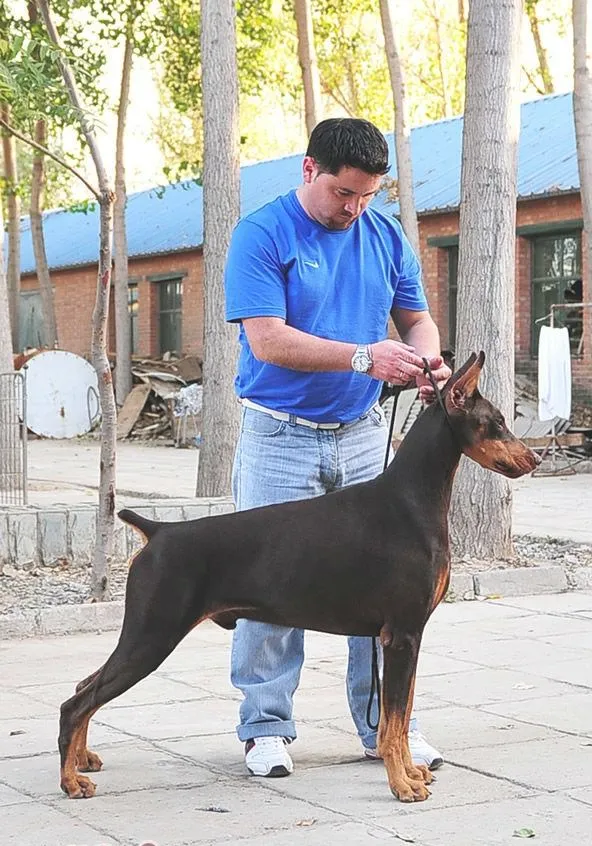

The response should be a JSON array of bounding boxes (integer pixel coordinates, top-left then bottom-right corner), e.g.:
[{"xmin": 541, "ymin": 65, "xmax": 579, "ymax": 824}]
[
  {"xmin": 74, "ymin": 713, "xmax": 103, "ymax": 773},
  {"xmin": 378, "ymin": 632, "xmax": 430, "ymax": 802}
]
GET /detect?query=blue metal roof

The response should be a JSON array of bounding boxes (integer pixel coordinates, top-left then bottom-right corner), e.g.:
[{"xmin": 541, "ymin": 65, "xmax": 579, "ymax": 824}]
[{"xmin": 18, "ymin": 92, "xmax": 579, "ymax": 275}]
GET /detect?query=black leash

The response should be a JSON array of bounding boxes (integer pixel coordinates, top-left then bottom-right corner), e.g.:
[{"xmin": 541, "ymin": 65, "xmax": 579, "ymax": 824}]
[
  {"xmin": 366, "ymin": 381, "xmax": 401, "ymax": 732},
  {"xmin": 366, "ymin": 361, "xmax": 442, "ymax": 733}
]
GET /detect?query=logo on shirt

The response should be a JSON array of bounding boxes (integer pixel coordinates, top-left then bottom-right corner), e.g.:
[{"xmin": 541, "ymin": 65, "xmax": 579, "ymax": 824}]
[{"xmin": 303, "ymin": 259, "xmax": 320, "ymax": 268}]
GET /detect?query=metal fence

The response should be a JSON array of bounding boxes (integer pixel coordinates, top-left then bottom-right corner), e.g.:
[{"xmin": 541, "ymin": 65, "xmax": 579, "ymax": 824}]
[{"xmin": 0, "ymin": 371, "xmax": 27, "ymax": 506}]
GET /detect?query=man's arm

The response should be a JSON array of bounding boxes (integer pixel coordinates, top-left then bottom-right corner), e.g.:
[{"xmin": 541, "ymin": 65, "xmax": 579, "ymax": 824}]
[{"xmin": 243, "ymin": 316, "xmax": 426, "ymax": 384}]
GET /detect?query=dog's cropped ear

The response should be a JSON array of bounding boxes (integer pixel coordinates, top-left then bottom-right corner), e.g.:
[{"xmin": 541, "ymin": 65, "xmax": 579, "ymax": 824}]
[{"xmin": 445, "ymin": 351, "xmax": 485, "ymax": 412}]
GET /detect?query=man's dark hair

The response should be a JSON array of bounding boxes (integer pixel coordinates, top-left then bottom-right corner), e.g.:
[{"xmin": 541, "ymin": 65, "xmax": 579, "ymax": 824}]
[{"xmin": 306, "ymin": 118, "xmax": 390, "ymax": 176}]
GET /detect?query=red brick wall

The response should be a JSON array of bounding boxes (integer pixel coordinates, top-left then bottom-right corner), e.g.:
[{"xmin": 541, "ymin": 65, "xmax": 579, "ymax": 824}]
[{"xmin": 21, "ymin": 249, "xmax": 205, "ymax": 361}]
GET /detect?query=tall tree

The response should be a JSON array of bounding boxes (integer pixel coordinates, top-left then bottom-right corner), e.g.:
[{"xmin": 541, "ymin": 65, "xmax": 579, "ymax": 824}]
[
  {"xmin": 113, "ymin": 32, "xmax": 134, "ymax": 405},
  {"xmin": 431, "ymin": 0, "xmax": 454, "ymax": 117},
  {"xmin": 196, "ymin": 0, "xmax": 241, "ymax": 497},
  {"xmin": 379, "ymin": 0, "xmax": 420, "ymax": 254},
  {"xmin": 0, "ymin": 200, "xmax": 12, "ymax": 371},
  {"xmin": 1, "ymin": 103, "xmax": 21, "ymax": 351},
  {"xmin": 28, "ymin": 0, "xmax": 57, "ymax": 348},
  {"xmin": 449, "ymin": 0, "xmax": 523, "ymax": 561},
  {"xmin": 0, "ymin": 192, "xmax": 15, "ymax": 498},
  {"xmin": 37, "ymin": 0, "xmax": 117, "ymax": 601},
  {"xmin": 293, "ymin": 0, "xmax": 322, "ymax": 134},
  {"xmin": 573, "ymin": 0, "xmax": 592, "ymax": 358},
  {"xmin": 525, "ymin": 0, "xmax": 555, "ymax": 94},
  {"xmin": 29, "ymin": 116, "xmax": 58, "ymax": 348}
]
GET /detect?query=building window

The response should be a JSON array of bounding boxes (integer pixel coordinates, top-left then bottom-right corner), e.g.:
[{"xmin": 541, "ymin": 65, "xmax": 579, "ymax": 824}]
[
  {"xmin": 128, "ymin": 282, "xmax": 138, "ymax": 354},
  {"xmin": 20, "ymin": 290, "xmax": 46, "ymax": 349},
  {"xmin": 531, "ymin": 232, "xmax": 582, "ymax": 355},
  {"xmin": 159, "ymin": 277, "xmax": 183, "ymax": 355},
  {"xmin": 448, "ymin": 245, "xmax": 458, "ymax": 350}
]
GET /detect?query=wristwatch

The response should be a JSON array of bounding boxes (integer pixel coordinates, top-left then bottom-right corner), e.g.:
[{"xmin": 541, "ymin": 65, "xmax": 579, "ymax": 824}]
[{"xmin": 351, "ymin": 344, "xmax": 373, "ymax": 374}]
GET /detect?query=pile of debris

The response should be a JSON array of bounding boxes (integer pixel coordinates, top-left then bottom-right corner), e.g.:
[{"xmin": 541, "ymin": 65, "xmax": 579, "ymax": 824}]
[{"xmin": 116, "ymin": 354, "xmax": 203, "ymax": 446}]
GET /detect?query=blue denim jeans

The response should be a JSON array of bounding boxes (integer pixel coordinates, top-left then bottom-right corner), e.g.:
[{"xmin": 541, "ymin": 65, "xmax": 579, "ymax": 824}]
[{"xmin": 230, "ymin": 403, "xmax": 396, "ymax": 749}]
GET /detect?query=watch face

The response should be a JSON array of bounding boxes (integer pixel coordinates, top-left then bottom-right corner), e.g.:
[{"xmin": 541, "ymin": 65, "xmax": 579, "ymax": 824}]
[{"xmin": 353, "ymin": 351, "xmax": 371, "ymax": 372}]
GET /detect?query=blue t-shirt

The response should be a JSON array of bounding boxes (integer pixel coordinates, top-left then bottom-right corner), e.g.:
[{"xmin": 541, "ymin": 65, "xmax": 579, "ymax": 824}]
[{"xmin": 224, "ymin": 189, "xmax": 427, "ymax": 423}]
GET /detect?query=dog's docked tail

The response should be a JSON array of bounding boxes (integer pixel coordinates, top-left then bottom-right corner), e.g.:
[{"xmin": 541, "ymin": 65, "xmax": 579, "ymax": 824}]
[{"xmin": 118, "ymin": 508, "xmax": 161, "ymax": 541}]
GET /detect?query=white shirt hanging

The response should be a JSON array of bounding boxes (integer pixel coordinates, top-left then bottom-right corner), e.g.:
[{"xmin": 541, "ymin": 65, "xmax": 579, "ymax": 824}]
[{"xmin": 538, "ymin": 325, "xmax": 572, "ymax": 421}]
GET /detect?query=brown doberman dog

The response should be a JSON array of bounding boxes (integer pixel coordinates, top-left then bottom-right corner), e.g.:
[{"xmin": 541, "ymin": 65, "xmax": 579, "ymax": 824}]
[{"xmin": 58, "ymin": 352, "xmax": 538, "ymax": 802}]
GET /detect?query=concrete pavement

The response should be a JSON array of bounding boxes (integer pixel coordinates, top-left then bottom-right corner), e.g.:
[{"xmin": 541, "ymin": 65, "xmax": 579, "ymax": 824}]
[
  {"xmin": 24, "ymin": 437, "xmax": 592, "ymax": 542},
  {"xmin": 2, "ymin": 438, "xmax": 590, "ymax": 844},
  {"xmin": 2, "ymin": 592, "xmax": 592, "ymax": 845}
]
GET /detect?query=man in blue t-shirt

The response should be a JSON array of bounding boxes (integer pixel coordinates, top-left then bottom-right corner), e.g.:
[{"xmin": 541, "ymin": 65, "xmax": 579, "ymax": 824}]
[{"xmin": 224, "ymin": 117, "xmax": 450, "ymax": 778}]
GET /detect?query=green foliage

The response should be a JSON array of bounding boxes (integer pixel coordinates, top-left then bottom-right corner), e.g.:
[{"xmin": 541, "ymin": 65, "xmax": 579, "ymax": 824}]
[
  {"xmin": 155, "ymin": 0, "xmax": 301, "ymax": 181},
  {"xmin": 0, "ymin": 1, "xmax": 107, "ymax": 132},
  {"xmin": 403, "ymin": 0, "xmax": 467, "ymax": 124},
  {"xmin": 311, "ymin": 0, "xmax": 393, "ymax": 129}
]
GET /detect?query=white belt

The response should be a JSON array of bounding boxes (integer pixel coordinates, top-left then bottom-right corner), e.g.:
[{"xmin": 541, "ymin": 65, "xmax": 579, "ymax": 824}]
[{"xmin": 240, "ymin": 398, "xmax": 342, "ymax": 430}]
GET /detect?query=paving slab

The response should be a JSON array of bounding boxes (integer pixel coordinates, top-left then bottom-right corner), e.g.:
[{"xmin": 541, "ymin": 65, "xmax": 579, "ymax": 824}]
[
  {"xmin": 449, "ymin": 733, "xmax": 592, "ymax": 792},
  {"xmin": 61, "ymin": 781, "xmax": 344, "ymax": 846},
  {"xmin": 483, "ymin": 691, "xmax": 592, "ymax": 737},
  {"xmin": 371, "ymin": 792, "xmax": 592, "ymax": 846},
  {"xmin": 1, "ymin": 801, "xmax": 120, "ymax": 846},
  {"xmin": 1, "ymin": 594, "xmax": 591, "ymax": 845}
]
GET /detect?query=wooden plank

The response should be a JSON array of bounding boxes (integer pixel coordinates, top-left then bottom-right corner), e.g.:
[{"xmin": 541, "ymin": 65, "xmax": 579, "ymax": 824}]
[{"xmin": 116, "ymin": 383, "xmax": 151, "ymax": 439}]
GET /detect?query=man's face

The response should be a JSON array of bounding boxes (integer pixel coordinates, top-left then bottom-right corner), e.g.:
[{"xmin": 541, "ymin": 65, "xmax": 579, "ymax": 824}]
[{"xmin": 300, "ymin": 158, "xmax": 382, "ymax": 230}]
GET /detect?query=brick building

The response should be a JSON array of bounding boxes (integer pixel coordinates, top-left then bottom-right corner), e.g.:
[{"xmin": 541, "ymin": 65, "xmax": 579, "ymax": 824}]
[{"xmin": 18, "ymin": 92, "xmax": 591, "ymax": 396}]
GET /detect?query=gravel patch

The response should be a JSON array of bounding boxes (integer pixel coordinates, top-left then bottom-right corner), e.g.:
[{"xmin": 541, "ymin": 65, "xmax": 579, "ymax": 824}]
[
  {"xmin": 453, "ymin": 534, "xmax": 592, "ymax": 574},
  {"xmin": 1, "ymin": 535, "xmax": 591, "ymax": 618}
]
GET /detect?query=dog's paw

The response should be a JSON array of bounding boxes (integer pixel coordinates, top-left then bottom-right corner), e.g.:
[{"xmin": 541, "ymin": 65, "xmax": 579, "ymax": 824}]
[
  {"xmin": 61, "ymin": 774, "xmax": 97, "ymax": 799},
  {"xmin": 76, "ymin": 749, "xmax": 103, "ymax": 772}
]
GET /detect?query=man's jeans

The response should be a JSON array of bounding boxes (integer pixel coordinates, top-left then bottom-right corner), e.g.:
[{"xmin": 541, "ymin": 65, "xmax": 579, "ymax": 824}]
[{"xmin": 230, "ymin": 403, "xmax": 392, "ymax": 750}]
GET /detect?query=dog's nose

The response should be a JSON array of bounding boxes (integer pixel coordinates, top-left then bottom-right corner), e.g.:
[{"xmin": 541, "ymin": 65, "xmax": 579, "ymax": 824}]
[{"xmin": 531, "ymin": 450, "xmax": 542, "ymax": 467}]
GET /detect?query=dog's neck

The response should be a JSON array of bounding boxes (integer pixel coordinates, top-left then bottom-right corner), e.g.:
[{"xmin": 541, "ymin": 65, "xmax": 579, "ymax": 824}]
[{"xmin": 383, "ymin": 400, "xmax": 462, "ymax": 517}]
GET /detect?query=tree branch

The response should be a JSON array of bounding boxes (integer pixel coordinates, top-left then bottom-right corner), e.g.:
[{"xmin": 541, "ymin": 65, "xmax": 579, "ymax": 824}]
[
  {"xmin": 36, "ymin": 0, "xmax": 111, "ymax": 199},
  {"xmin": 0, "ymin": 117, "xmax": 99, "ymax": 200}
]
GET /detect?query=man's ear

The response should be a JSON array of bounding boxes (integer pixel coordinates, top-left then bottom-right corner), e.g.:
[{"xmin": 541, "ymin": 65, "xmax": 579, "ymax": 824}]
[
  {"xmin": 302, "ymin": 156, "xmax": 317, "ymax": 184},
  {"xmin": 445, "ymin": 351, "xmax": 485, "ymax": 412}
]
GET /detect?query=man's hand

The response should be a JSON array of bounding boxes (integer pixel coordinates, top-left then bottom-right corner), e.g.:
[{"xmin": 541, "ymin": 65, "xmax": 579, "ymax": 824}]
[
  {"xmin": 369, "ymin": 340, "xmax": 425, "ymax": 385},
  {"xmin": 416, "ymin": 355, "xmax": 452, "ymax": 402}
]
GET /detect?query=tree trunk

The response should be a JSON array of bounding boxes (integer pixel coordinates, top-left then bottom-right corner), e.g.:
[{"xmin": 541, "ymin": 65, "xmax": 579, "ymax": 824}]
[
  {"xmin": 526, "ymin": 0, "xmax": 554, "ymax": 94},
  {"xmin": 1, "ymin": 103, "xmax": 21, "ymax": 352},
  {"xmin": 0, "ymin": 198, "xmax": 16, "ymax": 497},
  {"xmin": 449, "ymin": 0, "xmax": 522, "ymax": 562},
  {"xmin": 573, "ymin": 0, "xmax": 592, "ymax": 363},
  {"xmin": 37, "ymin": 0, "xmax": 116, "ymax": 601},
  {"xmin": 458, "ymin": 0, "xmax": 467, "ymax": 23},
  {"xmin": 197, "ymin": 0, "xmax": 241, "ymax": 497},
  {"xmin": 379, "ymin": 0, "xmax": 421, "ymax": 255},
  {"xmin": 0, "ymin": 201, "xmax": 12, "ymax": 372},
  {"xmin": 293, "ymin": 0, "xmax": 322, "ymax": 135},
  {"xmin": 30, "ymin": 118, "xmax": 58, "ymax": 348},
  {"xmin": 114, "ymin": 36, "xmax": 133, "ymax": 406}
]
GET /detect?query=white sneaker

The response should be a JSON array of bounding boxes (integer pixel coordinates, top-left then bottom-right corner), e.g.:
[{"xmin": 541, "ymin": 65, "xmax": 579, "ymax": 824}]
[
  {"xmin": 408, "ymin": 728, "xmax": 443, "ymax": 770},
  {"xmin": 364, "ymin": 730, "xmax": 444, "ymax": 771},
  {"xmin": 245, "ymin": 736, "xmax": 294, "ymax": 777}
]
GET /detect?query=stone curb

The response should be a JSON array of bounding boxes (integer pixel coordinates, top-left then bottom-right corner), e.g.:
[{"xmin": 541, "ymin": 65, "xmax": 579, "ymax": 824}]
[{"xmin": 2, "ymin": 566, "xmax": 591, "ymax": 641}]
